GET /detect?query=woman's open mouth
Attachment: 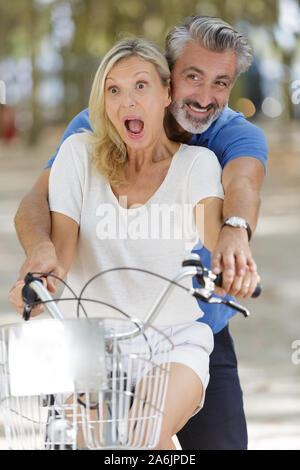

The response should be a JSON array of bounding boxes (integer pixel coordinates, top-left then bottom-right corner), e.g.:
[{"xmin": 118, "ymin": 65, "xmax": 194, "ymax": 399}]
[{"xmin": 123, "ymin": 116, "xmax": 145, "ymax": 139}]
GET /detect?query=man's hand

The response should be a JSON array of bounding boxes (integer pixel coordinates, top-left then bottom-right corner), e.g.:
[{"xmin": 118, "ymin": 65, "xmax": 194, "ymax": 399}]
[
  {"xmin": 9, "ymin": 240, "xmax": 63, "ymax": 315},
  {"xmin": 211, "ymin": 226, "xmax": 258, "ymax": 298}
]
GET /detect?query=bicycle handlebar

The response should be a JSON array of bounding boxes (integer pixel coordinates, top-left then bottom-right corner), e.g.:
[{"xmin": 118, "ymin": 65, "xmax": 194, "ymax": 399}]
[
  {"xmin": 22, "ymin": 274, "xmax": 65, "ymax": 321},
  {"xmin": 214, "ymin": 273, "xmax": 262, "ymax": 298},
  {"xmin": 21, "ymin": 254, "xmax": 261, "ymax": 333},
  {"xmin": 182, "ymin": 255, "xmax": 262, "ymax": 299}
]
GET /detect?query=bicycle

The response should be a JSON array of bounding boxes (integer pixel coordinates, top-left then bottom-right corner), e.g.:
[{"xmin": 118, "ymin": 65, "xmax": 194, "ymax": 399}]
[{"xmin": 0, "ymin": 253, "xmax": 260, "ymax": 450}]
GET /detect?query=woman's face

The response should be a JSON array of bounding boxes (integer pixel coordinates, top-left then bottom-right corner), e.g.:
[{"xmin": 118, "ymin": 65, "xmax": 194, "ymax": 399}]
[{"xmin": 105, "ymin": 56, "xmax": 171, "ymax": 151}]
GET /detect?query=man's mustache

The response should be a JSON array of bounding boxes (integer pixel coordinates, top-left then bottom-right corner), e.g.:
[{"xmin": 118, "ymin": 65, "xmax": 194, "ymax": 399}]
[{"xmin": 182, "ymin": 99, "xmax": 218, "ymax": 112}]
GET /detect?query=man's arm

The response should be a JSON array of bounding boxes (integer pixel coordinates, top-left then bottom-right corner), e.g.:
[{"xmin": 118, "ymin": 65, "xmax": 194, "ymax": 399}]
[
  {"xmin": 13, "ymin": 110, "xmax": 89, "ymax": 284},
  {"xmin": 9, "ymin": 210, "xmax": 78, "ymax": 316},
  {"xmin": 13, "ymin": 169, "xmax": 61, "ymax": 294},
  {"xmin": 211, "ymin": 156, "xmax": 264, "ymax": 298},
  {"xmin": 9, "ymin": 109, "xmax": 89, "ymax": 314},
  {"xmin": 15, "ymin": 168, "xmax": 51, "ymax": 252}
]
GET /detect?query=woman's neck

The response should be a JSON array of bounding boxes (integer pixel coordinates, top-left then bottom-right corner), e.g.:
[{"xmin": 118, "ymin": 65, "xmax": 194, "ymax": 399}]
[{"xmin": 126, "ymin": 133, "xmax": 180, "ymax": 173}]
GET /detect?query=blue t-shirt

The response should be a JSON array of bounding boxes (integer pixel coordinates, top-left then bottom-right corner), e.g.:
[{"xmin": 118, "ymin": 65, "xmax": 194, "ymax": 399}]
[{"xmin": 46, "ymin": 106, "xmax": 268, "ymax": 333}]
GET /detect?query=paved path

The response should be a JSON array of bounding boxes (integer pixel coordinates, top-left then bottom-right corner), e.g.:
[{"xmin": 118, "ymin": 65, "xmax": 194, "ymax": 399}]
[{"xmin": 0, "ymin": 124, "xmax": 299, "ymax": 450}]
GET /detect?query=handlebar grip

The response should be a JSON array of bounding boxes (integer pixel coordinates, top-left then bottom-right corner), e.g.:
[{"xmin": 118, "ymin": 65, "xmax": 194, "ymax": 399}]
[
  {"xmin": 21, "ymin": 275, "xmax": 43, "ymax": 320},
  {"xmin": 215, "ymin": 273, "xmax": 262, "ymax": 298}
]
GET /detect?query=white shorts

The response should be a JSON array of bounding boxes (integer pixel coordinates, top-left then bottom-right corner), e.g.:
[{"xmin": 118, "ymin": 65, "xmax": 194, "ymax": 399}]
[
  {"xmin": 118, "ymin": 321, "xmax": 214, "ymax": 414},
  {"xmin": 163, "ymin": 321, "xmax": 213, "ymax": 413}
]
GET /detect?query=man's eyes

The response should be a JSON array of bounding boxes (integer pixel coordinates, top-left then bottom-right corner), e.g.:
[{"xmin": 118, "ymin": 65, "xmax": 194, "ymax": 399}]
[
  {"xmin": 186, "ymin": 75, "xmax": 228, "ymax": 88},
  {"xmin": 187, "ymin": 74, "xmax": 199, "ymax": 81}
]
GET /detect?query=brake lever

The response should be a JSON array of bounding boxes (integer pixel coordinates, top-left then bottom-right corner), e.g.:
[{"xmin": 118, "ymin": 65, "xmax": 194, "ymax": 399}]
[{"xmin": 191, "ymin": 288, "xmax": 250, "ymax": 318}]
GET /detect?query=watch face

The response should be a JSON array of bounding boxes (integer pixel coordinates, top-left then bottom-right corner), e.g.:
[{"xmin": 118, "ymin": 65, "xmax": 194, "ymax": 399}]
[
  {"xmin": 226, "ymin": 217, "xmax": 247, "ymax": 227},
  {"xmin": 223, "ymin": 217, "xmax": 251, "ymax": 241}
]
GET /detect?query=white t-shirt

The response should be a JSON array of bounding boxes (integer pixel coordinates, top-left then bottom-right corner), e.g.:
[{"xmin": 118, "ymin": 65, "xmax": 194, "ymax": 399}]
[{"xmin": 49, "ymin": 133, "xmax": 224, "ymax": 326}]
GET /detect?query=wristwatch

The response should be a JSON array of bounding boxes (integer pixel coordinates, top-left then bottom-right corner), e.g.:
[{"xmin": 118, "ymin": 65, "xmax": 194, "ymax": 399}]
[{"xmin": 221, "ymin": 217, "xmax": 252, "ymax": 242}]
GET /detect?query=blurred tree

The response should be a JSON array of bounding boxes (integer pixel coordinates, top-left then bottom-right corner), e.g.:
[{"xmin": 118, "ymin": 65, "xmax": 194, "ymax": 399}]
[
  {"xmin": 0, "ymin": 0, "xmax": 52, "ymax": 143},
  {"xmin": 3, "ymin": 0, "xmax": 299, "ymax": 140},
  {"xmin": 271, "ymin": 0, "xmax": 300, "ymax": 121},
  {"xmin": 60, "ymin": 0, "xmax": 279, "ymax": 119}
]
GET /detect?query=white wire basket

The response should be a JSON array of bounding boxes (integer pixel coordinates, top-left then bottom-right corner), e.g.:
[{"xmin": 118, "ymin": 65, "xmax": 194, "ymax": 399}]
[{"xmin": 0, "ymin": 317, "xmax": 173, "ymax": 450}]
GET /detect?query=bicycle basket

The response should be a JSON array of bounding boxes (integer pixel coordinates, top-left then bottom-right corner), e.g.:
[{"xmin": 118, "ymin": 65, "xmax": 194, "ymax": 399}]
[{"xmin": 0, "ymin": 317, "xmax": 173, "ymax": 450}]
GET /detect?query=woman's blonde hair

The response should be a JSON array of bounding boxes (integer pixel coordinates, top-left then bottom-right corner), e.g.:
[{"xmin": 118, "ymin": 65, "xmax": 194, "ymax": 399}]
[{"xmin": 85, "ymin": 38, "xmax": 170, "ymax": 185}]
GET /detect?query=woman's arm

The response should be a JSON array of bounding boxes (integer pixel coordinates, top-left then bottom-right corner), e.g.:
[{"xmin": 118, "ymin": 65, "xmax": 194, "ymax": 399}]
[
  {"xmin": 194, "ymin": 197, "xmax": 223, "ymax": 253},
  {"xmin": 50, "ymin": 212, "xmax": 79, "ymax": 279}
]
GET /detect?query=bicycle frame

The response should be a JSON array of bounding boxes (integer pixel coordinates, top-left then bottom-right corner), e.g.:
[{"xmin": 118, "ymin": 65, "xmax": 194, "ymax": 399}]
[{"xmin": 0, "ymin": 254, "xmax": 253, "ymax": 450}]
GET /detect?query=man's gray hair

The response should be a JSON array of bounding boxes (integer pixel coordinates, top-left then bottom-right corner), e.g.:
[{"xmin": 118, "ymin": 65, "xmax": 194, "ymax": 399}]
[{"xmin": 165, "ymin": 16, "xmax": 253, "ymax": 77}]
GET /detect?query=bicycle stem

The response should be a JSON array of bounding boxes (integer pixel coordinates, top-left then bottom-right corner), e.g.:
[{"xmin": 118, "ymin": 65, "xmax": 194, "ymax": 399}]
[{"xmin": 114, "ymin": 265, "xmax": 199, "ymax": 341}]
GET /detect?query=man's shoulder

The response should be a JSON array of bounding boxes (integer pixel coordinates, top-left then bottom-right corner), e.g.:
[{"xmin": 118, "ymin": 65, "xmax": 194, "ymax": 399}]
[
  {"xmin": 67, "ymin": 108, "xmax": 91, "ymax": 133},
  {"xmin": 213, "ymin": 107, "xmax": 268, "ymax": 155},
  {"xmin": 211, "ymin": 106, "xmax": 264, "ymax": 137},
  {"xmin": 189, "ymin": 106, "xmax": 268, "ymax": 169}
]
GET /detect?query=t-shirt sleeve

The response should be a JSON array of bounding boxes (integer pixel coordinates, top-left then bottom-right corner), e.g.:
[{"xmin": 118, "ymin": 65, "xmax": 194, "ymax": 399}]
[
  {"xmin": 48, "ymin": 135, "xmax": 86, "ymax": 224},
  {"xmin": 188, "ymin": 149, "xmax": 224, "ymax": 208},
  {"xmin": 45, "ymin": 109, "xmax": 91, "ymax": 169},
  {"xmin": 214, "ymin": 119, "xmax": 268, "ymax": 173}
]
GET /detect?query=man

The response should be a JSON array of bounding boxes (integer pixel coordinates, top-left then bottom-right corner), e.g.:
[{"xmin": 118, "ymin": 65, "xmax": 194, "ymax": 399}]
[{"xmin": 10, "ymin": 16, "xmax": 268, "ymax": 449}]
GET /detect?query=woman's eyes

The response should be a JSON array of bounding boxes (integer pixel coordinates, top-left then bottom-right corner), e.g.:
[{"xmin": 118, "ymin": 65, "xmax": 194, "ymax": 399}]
[
  {"xmin": 107, "ymin": 81, "xmax": 147, "ymax": 94},
  {"xmin": 136, "ymin": 81, "xmax": 147, "ymax": 90},
  {"xmin": 107, "ymin": 86, "xmax": 119, "ymax": 94}
]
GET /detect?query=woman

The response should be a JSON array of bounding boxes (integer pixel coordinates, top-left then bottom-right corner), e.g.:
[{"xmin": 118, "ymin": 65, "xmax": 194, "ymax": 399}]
[{"xmin": 10, "ymin": 38, "xmax": 224, "ymax": 449}]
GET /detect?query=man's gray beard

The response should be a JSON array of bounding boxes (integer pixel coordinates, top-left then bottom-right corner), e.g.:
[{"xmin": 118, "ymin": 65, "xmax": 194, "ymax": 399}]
[{"xmin": 169, "ymin": 101, "xmax": 223, "ymax": 134}]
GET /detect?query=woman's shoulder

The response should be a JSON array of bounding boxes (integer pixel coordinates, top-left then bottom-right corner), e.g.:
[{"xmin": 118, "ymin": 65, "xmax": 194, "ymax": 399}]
[
  {"xmin": 60, "ymin": 131, "xmax": 91, "ymax": 152},
  {"xmin": 177, "ymin": 143, "xmax": 221, "ymax": 169},
  {"xmin": 57, "ymin": 132, "xmax": 92, "ymax": 170}
]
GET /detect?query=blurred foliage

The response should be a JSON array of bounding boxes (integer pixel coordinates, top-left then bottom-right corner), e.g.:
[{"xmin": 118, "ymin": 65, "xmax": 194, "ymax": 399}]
[{"xmin": 0, "ymin": 0, "xmax": 299, "ymax": 143}]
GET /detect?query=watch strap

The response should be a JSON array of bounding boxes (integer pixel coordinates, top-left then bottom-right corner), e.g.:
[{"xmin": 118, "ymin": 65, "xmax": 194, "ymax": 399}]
[{"xmin": 221, "ymin": 218, "xmax": 252, "ymax": 242}]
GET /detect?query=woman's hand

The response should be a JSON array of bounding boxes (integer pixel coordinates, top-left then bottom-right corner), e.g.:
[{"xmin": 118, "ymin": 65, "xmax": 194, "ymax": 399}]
[
  {"xmin": 9, "ymin": 212, "xmax": 78, "ymax": 316},
  {"xmin": 9, "ymin": 264, "xmax": 65, "ymax": 316},
  {"xmin": 19, "ymin": 240, "xmax": 61, "ymax": 293},
  {"xmin": 8, "ymin": 279, "xmax": 45, "ymax": 316}
]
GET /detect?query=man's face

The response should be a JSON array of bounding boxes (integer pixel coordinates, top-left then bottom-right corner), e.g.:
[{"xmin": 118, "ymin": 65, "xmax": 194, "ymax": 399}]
[{"xmin": 169, "ymin": 41, "xmax": 237, "ymax": 134}]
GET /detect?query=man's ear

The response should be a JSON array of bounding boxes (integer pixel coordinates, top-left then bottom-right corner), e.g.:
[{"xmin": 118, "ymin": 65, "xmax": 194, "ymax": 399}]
[{"xmin": 166, "ymin": 78, "xmax": 172, "ymax": 106}]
